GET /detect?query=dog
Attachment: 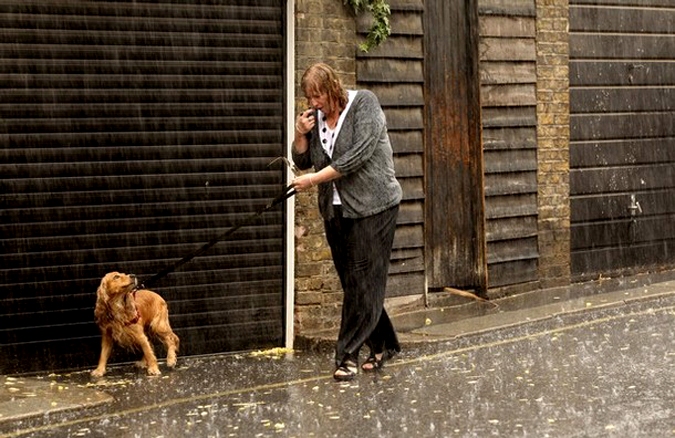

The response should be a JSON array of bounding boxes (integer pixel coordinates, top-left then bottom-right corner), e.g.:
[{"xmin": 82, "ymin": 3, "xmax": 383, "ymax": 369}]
[{"xmin": 91, "ymin": 272, "xmax": 179, "ymax": 377}]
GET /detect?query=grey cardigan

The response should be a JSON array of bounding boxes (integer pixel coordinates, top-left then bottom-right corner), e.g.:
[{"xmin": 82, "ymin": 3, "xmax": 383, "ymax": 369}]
[{"xmin": 292, "ymin": 89, "xmax": 402, "ymax": 220}]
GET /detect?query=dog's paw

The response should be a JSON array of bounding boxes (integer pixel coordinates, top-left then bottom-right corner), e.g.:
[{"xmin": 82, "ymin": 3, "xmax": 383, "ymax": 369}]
[
  {"xmin": 166, "ymin": 354, "xmax": 177, "ymax": 368},
  {"xmin": 91, "ymin": 368, "xmax": 106, "ymax": 378},
  {"xmin": 147, "ymin": 366, "xmax": 162, "ymax": 376}
]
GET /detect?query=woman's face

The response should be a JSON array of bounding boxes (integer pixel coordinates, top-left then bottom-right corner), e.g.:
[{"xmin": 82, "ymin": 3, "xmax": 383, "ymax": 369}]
[{"xmin": 305, "ymin": 89, "xmax": 336, "ymax": 116}]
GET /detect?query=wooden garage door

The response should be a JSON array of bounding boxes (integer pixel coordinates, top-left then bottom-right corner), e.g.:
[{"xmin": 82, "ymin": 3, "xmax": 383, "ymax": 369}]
[
  {"xmin": 569, "ymin": 0, "xmax": 675, "ymax": 281},
  {"xmin": 0, "ymin": 0, "xmax": 287, "ymax": 374}
]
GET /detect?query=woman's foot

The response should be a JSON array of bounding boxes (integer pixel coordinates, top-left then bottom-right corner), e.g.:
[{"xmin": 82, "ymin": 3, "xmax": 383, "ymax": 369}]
[
  {"xmin": 361, "ymin": 349, "xmax": 397, "ymax": 372},
  {"xmin": 361, "ymin": 353, "xmax": 383, "ymax": 372},
  {"xmin": 333, "ymin": 360, "xmax": 358, "ymax": 381}
]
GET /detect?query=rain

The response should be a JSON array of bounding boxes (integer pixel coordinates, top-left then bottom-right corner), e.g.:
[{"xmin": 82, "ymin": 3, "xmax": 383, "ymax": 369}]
[
  {"xmin": 2, "ymin": 286, "xmax": 675, "ymax": 437},
  {"xmin": 3, "ymin": 0, "xmax": 675, "ymax": 437}
]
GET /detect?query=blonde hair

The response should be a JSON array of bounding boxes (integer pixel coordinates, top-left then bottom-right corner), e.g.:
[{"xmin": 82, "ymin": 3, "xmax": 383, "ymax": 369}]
[{"xmin": 301, "ymin": 63, "xmax": 348, "ymax": 109}]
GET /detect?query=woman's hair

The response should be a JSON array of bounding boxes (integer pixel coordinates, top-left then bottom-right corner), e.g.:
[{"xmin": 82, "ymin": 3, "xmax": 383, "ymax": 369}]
[{"xmin": 301, "ymin": 63, "xmax": 348, "ymax": 109}]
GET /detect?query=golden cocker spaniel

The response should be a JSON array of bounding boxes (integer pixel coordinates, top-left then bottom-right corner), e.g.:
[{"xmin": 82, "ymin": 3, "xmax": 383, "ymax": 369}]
[{"xmin": 91, "ymin": 272, "xmax": 179, "ymax": 377}]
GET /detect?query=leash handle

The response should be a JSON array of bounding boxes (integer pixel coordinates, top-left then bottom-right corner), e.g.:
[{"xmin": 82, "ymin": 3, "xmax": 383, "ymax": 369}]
[{"xmin": 267, "ymin": 184, "xmax": 296, "ymax": 208}]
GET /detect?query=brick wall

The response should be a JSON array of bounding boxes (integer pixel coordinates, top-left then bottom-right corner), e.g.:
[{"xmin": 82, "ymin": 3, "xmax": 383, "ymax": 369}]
[
  {"xmin": 293, "ymin": 0, "xmax": 358, "ymax": 333},
  {"xmin": 535, "ymin": 0, "xmax": 571, "ymax": 288}
]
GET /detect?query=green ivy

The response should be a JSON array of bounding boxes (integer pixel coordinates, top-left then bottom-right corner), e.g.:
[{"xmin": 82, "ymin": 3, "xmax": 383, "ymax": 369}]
[{"xmin": 343, "ymin": 0, "xmax": 391, "ymax": 52}]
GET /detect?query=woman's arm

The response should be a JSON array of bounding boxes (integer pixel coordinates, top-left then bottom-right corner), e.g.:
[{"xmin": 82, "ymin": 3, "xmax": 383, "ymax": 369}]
[
  {"xmin": 292, "ymin": 165, "xmax": 342, "ymax": 192},
  {"xmin": 292, "ymin": 109, "xmax": 315, "ymax": 155}
]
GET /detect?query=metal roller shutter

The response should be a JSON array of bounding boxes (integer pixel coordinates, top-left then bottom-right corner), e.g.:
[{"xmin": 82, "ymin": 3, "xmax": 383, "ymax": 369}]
[{"xmin": 0, "ymin": 0, "xmax": 287, "ymax": 374}]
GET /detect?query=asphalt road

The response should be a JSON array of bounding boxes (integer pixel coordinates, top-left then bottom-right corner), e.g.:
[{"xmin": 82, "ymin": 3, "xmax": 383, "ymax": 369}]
[{"xmin": 1, "ymin": 284, "xmax": 675, "ymax": 437}]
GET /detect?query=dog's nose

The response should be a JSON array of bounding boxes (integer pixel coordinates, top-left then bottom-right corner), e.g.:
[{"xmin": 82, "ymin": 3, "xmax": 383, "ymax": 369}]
[{"xmin": 129, "ymin": 274, "xmax": 136, "ymax": 280}]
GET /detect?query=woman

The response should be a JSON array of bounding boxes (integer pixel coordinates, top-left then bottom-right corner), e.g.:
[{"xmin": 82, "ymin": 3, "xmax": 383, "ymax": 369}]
[{"xmin": 291, "ymin": 62, "xmax": 402, "ymax": 381}]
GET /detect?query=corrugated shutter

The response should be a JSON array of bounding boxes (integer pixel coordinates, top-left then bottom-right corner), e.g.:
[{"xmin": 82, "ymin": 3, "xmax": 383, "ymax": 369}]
[{"xmin": 0, "ymin": 0, "xmax": 287, "ymax": 374}]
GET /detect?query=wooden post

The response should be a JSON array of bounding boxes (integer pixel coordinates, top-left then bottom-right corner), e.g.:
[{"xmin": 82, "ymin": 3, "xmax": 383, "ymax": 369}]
[{"xmin": 424, "ymin": 0, "xmax": 487, "ymax": 293}]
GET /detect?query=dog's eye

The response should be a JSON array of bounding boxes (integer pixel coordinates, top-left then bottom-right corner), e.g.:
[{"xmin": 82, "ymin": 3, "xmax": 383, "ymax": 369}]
[{"xmin": 113, "ymin": 274, "xmax": 120, "ymax": 279}]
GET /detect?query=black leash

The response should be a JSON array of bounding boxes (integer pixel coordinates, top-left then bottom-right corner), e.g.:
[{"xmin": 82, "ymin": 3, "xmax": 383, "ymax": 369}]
[{"xmin": 142, "ymin": 184, "xmax": 296, "ymax": 289}]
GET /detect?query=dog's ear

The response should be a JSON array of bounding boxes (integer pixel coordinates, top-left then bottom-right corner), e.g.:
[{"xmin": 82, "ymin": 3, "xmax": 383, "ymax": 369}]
[{"xmin": 96, "ymin": 275, "xmax": 110, "ymax": 302}]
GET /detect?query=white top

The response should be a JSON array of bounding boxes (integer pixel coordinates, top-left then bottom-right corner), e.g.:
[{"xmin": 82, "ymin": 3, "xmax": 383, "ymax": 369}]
[{"xmin": 317, "ymin": 90, "xmax": 357, "ymax": 205}]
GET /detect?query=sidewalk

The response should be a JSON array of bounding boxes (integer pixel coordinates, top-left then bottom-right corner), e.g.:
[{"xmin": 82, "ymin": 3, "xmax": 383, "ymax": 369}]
[
  {"xmin": 2, "ymin": 273, "xmax": 675, "ymax": 437},
  {"xmin": 297, "ymin": 271, "xmax": 675, "ymax": 349},
  {"xmin": 0, "ymin": 377, "xmax": 112, "ymax": 424}
]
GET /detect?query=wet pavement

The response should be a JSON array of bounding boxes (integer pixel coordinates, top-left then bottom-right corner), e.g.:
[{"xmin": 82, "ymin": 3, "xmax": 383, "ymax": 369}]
[{"xmin": 2, "ymin": 279, "xmax": 675, "ymax": 437}]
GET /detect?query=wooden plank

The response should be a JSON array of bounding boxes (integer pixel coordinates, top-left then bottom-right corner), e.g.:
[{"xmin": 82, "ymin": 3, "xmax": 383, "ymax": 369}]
[
  {"xmin": 357, "ymin": 59, "xmax": 424, "ymax": 82},
  {"xmin": 480, "ymin": 37, "xmax": 536, "ymax": 62},
  {"xmin": 390, "ymin": 249, "xmax": 425, "ymax": 274},
  {"xmin": 570, "ymin": 61, "xmax": 675, "ymax": 86},
  {"xmin": 482, "ymin": 127, "xmax": 536, "ymax": 151},
  {"xmin": 480, "ymin": 61, "xmax": 536, "ymax": 85},
  {"xmin": 484, "ymin": 171, "xmax": 538, "ymax": 196},
  {"xmin": 400, "ymin": 177, "xmax": 424, "ymax": 201},
  {"xmin": 481, "ymin": 84, "xmax": 536, "ymax": 107},
  {"xmin": 388, "ymin": 247, "xmax": 424, "ymax": 284},
  {"xmin": 571, "ymin": 112, "xmax": 675, "ymax": 141},
  {"xmin": 487, "ymin": 237, "xmax": 538, "ymax": 264},
  {"xmin": 370, "ymin": 83, "xmax": 424, "ymax": 106},
  {"xmin": 393, "ymin": 225, "xmax": 424, "ymax": 250},
  {"xmin": 391, "ymin": 247, "xmax": 424, "ymax": 265},
  {"xmin": 394, "ymin": 153, "xmax": 423, "ymax": 178},
  {"xmin": 487, "ymin": 259, "xmax": 538, "ymax": 288},
  {"xmin": 389, "ymin": 0, "xmax": 424, "ymax": 11},
  {"xmin": 486, "ymin": 216, "xmax": 538, "ymax": 241},
  {"xmin": 389, "ymin": 131, "xmax": 424, "ymax": 154},
  {"xmin": 570, "ymin": 6, "xmax": 675, "ymax": 33},
  {"xmin": 479, "ymin": 16, "xmax": 535, "ymax": 38},
  {"xmin": 385, "ymin": 107, "xmax": 424, "ymax": 130},
  {"xmin": 484, "ymin": 149, "xmax": 537, "ymax": 173},
  {"xmin": 570, "ymin": 88, "xmax": 675, "ymax": 113},
  {"xmin": 356, "ymin": 35, "xmax": 423, "ymax": 59},
  {"xmin": 397, "ymin": 200, "xmax": 424, "ymax": 224},
  {"xmin": 478, "ymin": 0, "xmax": 536, "ymax": 17},
  {"xmin": 387, "ymin": 272, "xmax": 425, "ymax": 297},
  {"xmin": 570, "ymin": 34, "xmax": 675, "ymax": 60},
  {"xmin": 358, "ymin": 12, "xmax": 423, "ymax": 35},
  {"xmin": 482, "ymin": 107, "xmax": 537, "ymax": 128},
  {"xmin": 485, "ymin": 194, "xmax": 538, "ymax": 219}
]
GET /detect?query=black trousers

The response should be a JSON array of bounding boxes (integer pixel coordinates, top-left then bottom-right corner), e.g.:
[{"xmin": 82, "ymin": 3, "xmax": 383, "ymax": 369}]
[{"xmin": 325, "ymin": 204, "xmax": 401, "ymax": 366}]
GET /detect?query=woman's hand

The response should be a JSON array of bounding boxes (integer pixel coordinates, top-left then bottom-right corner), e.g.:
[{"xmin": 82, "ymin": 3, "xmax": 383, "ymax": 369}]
[
  {"xmin": 292, "ymin": 173, "xmax": 317, "ymax": 192},
  {"xmin": 295, "ymin": 109, "xmax": 315, "ymax": 136}
]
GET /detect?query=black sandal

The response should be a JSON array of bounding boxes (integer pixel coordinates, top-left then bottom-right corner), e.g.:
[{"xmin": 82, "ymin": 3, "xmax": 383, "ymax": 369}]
[
  {"xmin": 362, "ymin": 349, "xmax": 397, "ymax": 372},
  {"xmin": 333, "ymin": 361, "xmax": 358, "ymax": 381},
  {"xmin": 361, "ymin": 354, "xmax": 383, "ymax": 372}
]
